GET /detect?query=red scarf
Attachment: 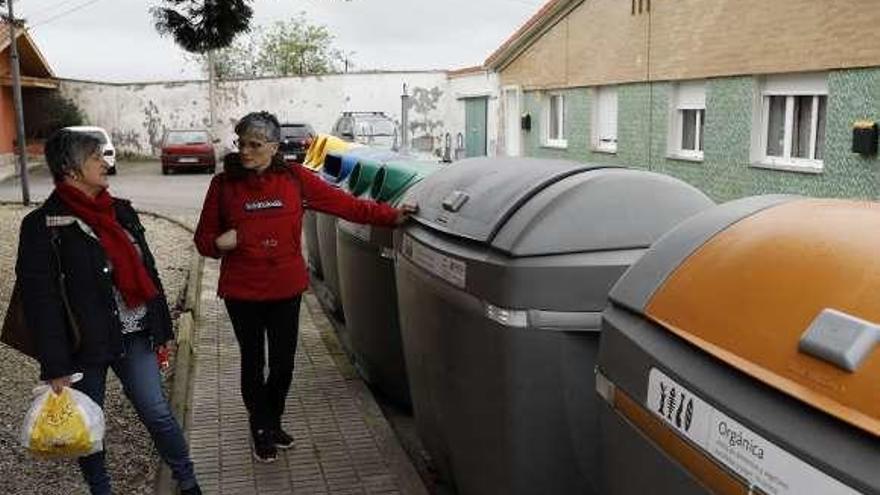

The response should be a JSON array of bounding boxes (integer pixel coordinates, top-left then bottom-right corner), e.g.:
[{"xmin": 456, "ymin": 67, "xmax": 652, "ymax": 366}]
[{"xmin": 55, "ymin": 183, "xmax": 158, "ymax": 308}]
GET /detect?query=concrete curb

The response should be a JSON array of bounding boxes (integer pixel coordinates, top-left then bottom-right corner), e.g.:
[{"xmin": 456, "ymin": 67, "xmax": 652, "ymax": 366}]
[
  {"xmin": 154, "ymin": 248, "xmax": 204, "ymax": 494},
  {"xmin": 136, "ymin": 210, "xmax": 196, "ymax": 234},
  {"xmin": 0, "ymin": 160, "xmax": 44, "ymax": 185}
]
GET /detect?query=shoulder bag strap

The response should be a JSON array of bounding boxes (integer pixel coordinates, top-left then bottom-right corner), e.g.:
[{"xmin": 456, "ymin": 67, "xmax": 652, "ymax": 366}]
[{"xmin": 48, "ymin": 228, "xmax": 82, "ymax": 353}]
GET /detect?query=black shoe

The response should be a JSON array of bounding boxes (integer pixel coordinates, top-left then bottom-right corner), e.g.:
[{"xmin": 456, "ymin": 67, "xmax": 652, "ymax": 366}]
[
  {"xmin": 272, "ymin": 428, "xmax": 295, "ymax": 450},
  {"xmin": 180, "ymin": 485, "xmax": 202, "ymax": 495},
  {"xmin": 252, "ymin": 429, "xmax": 278, "ymax": 463}
]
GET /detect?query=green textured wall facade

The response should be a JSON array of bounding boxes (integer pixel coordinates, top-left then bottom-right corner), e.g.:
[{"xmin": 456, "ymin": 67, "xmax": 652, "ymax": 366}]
[{"xmin": 521, "ymin": 68, "xmax": 880, "ymax": 202}]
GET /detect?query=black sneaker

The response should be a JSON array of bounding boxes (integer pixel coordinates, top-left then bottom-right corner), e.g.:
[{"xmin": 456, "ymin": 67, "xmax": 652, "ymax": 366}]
[
  {"xmin": 272, "ymin": 428, "xmax": 295, "ymax": 450},
  {"xmin": 252, "ymin": 429, "xmax": 278, "ymax": 463},
  {"xmin": 180, "ymin": 485, "xmax": 202, "ymax": 495}
]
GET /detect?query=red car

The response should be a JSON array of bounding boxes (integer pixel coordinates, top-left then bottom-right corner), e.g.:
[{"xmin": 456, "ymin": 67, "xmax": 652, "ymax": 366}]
[{"xmin": 160, "ymin": 129, "xmax": 217, "ymax": 175}]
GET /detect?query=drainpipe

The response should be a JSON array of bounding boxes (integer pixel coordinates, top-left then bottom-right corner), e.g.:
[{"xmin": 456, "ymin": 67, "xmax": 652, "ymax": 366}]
[
  {"xmin": 400, "ymin": 83, "xmax": 410, "ymax": 152},
  {"xmin": 207, "ymin": 50, "xmax": 216, "ymax": 139},
  {"xmin": 8, "ymin": 1, "xmax": 29, "ymax": 205}
]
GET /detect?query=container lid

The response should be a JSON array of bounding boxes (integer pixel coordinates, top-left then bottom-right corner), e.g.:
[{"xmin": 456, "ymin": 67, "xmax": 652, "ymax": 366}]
[
  {"xmin": 613, "ymin": 198, "xmax": 880, "ymax": 436},
  {"xmin": 403, "ymin": 157, "xmax": 597, "ymax": 243},
  {"xmin": 321, "ymin": 153, "xmax": 353, "ymax": 184},
  {"xmin": 304, "ymin": 134, "xmax": 355, "ymax": 171},
  {"xmin": 491, "ymin": 168, "xmax": 714, "ymax": 256},
  {"xmin": 347, "ymin": 158, "xmax": 382, "ymax": 196},
  {"xmin": 370, "ymin": 160, "xmax": 444, "ymax": 204}
]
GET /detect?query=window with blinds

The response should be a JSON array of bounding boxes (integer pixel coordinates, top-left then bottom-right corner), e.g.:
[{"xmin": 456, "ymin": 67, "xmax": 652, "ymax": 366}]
[{"xmin": 593, "ymin": 86, "xmax": 618, "ymax": 153}]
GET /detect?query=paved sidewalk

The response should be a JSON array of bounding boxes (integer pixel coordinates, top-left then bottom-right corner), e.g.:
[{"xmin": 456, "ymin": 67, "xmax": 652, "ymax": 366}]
[{"xmin": 187, "ymin": 258, "xmax": 427, "ymax": 495}]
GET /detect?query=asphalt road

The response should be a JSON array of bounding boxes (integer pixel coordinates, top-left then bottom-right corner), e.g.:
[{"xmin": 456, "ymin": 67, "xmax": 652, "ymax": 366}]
[{"xmin": 0, "ymin": 160, "xmax": 214, "ymax": 217}]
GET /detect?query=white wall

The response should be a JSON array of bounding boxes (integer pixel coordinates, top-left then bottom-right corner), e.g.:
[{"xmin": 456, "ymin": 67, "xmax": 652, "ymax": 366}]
[
  {"xmin": 444, "ymin": 70, "xmax": 500, "ymax": 156},
  {"xmin": 60, "ymin": 71, "xmax": 466, "ymax": 158}
]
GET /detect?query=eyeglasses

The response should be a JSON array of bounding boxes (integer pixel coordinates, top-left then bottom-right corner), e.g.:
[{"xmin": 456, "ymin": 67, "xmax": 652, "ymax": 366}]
[{"xmin": 234, "ymin": 138, "xmax": 275, "ymax": 150}]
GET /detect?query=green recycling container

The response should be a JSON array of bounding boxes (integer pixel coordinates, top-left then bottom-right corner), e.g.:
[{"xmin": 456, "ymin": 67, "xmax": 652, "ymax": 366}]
[
  {"xmin": 347, "ymin": 157, "xmax": 384, "ymax": 197},
  {"xmin": 370, "ymin": 160, "xmax": 441, "ymax": 204}
]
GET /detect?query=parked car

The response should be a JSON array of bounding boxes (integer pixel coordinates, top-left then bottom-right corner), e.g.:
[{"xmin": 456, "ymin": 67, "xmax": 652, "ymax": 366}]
[
  {"xmin": 279, "ymin": 122, "xmax": 315, "ymax": 165},
  {"xmin": 64, "ymin": 126, "xmax": 116, "ymax": 174},
  {"xmin": 331, "ymin": 111, "xmax": 398, "ymax": 149},
  {"xmin": 160, "ymin": 129, "xmax": 217, "ymax": 175}
]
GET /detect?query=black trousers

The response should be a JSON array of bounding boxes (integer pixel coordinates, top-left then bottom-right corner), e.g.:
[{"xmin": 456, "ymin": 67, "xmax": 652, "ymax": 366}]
[{"xmin": 224, "ymin": 297, "xmax": 301, "ymax": 434}]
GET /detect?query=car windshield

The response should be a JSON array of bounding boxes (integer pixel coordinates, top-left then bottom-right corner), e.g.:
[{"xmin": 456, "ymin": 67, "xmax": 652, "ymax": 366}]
[
  {"xmin": 355, "ymin": 117, "xmax": 396, "ymax": 137},
  {"xmin": 165, "ymin": 131, "xmax": 210, "ymax": 145},
  {"xmin": 281, "ymin": 126, "xmax": 312, "ymax": 139},
  {"xmin": 82, "ymin": 131, "xmax": 107, "ymax": 144}
]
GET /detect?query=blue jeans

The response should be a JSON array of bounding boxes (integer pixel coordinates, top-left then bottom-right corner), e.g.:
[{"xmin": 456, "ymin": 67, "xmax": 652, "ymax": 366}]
[{"xmin": 73, "ymin": 331, "xmax": 197, "ymax": 495}]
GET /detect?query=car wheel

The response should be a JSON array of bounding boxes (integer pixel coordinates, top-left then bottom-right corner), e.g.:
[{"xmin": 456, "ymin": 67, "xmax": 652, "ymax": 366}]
[{"xmin": 162, "ymin": 166, "xmax": 170, "ymax": 175}]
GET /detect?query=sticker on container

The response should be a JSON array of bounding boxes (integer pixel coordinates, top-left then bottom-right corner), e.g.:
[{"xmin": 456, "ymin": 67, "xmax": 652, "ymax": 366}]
[
  {"xmin": 401, "ymin": 235, "xmax": 466, "ymax": 288},
  {"xmin": 646, "ymin": 368, "xmax": 859, "ymax": 495}
]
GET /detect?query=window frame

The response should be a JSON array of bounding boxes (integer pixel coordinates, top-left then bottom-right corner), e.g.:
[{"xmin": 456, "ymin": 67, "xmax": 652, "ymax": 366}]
[
  {"xmin": 592, "ymin": 86, "xmax": 618, "ymax": 154},
  {"xmin": 752, "ymin": 73, "xmax": 828, "ymax": 174},
  {"xmin": 542, "ymin": 92, "xmax": 567, "ymax": 149},
  {"xmin": 668, "ymin": 81, "xmax": 706, "ymax": 162},
  {"xmin": 503, "ymin": 85, "xmax": 522, "ymax": 157}
]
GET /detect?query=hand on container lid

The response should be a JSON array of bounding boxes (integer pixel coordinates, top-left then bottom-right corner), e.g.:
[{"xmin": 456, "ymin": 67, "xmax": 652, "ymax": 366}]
[{"xmin": 395, "ymin": 203, "xmax": 418, "ymax": 225}]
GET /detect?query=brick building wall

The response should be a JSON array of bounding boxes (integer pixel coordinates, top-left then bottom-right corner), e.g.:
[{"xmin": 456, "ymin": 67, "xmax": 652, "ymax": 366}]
[{"xmin": 499, "ymin": 0, "xmax": 880, "ymax": 88}]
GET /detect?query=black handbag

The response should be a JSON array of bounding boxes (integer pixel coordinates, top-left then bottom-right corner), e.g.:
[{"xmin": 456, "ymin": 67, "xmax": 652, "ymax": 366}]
[{"xmin": 0, "ymin": 228, "xmax": 81, "ymax": 360}]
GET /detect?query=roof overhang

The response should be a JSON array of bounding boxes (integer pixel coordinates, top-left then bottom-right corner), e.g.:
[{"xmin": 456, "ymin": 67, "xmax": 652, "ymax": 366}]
[
  {"xmin": 484, "ymin": 0, "xmax": 585, "ymax": 72},
  {"xmin": 0, "ymin": 25, "xmax": 57, "ymax": 80},
  {"xmin": 0, "ymin": 75, "xmax": 59, "ymax": 89}
]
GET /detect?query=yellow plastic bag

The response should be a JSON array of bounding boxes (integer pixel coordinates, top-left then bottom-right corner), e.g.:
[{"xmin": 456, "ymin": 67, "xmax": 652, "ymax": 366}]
[{"xmin": 21, "ymin": 376, "xmax": 105, "ymax": 458}]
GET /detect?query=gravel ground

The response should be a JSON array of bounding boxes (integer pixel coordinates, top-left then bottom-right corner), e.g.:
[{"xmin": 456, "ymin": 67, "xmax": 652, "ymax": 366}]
[{"xmin": 0, "ymin": 204, "xmax": 195, "ymax": 495}]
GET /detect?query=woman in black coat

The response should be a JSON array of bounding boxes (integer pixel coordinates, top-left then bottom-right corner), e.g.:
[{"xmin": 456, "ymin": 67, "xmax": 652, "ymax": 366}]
[{"xmin": 16, "ymin": 129, "xmax": 200, "ymax": 495}]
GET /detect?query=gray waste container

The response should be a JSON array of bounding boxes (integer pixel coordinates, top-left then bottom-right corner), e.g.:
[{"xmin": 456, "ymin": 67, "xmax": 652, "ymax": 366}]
[
  {"xmin": 315, "ymin": 158, "xmax": 357, "ymax": 318},
  {"xmin": 303, "ymin": 210, "xmax": 322, "ymax": 279},
  {"xmin": 596, "ymin": 196, "xmax": 880, "ymax": 495},
  {"xmin": 394, "ymin": 157, "xmax": 714, "ymax": 495},
  {"xmin": 337, "ymin": 160, "xmax": 441, "ymax": 408}
]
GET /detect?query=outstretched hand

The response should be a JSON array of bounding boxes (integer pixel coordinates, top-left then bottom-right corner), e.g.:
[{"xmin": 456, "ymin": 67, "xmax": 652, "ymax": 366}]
[{"xmin": 394, "ymin": 203, "xmax": 418, "ymax": 226}]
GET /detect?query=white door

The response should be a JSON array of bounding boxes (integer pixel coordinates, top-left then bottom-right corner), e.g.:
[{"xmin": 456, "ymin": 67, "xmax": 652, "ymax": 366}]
[{"xmin": 504, "ymin": 87, "xmax": 522, "ymax": 157}]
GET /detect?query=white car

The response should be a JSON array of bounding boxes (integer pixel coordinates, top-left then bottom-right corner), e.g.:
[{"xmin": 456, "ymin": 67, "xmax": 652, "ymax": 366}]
[{"xmin": 64, "ymin": 126, "xmax": 117, "ymax": 174}]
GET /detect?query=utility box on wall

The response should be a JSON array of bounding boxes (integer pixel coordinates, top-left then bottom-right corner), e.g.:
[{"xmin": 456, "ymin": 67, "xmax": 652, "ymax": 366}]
[{"xmin": 852, "ymin": 120, "xmax": 878, "ymax": 155}]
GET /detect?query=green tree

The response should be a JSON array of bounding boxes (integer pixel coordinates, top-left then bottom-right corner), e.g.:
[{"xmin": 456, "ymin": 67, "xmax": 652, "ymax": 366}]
[
  {"xmin": 207, "ymin": 14, "xmax": 350, "ymax": 79},
  {"xmin": 256, "ymin": 14, "xmax": 347, "ymax": 76},
  {"xmin": 25, "ymin": 92, "xmax": 84, "ymax": 139}
]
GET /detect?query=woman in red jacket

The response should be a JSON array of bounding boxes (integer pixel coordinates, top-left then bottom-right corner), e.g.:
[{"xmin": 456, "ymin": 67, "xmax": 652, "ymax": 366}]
[{"xmin": 194, "ymin": 112, "xmax": 412, "ymax": 463}]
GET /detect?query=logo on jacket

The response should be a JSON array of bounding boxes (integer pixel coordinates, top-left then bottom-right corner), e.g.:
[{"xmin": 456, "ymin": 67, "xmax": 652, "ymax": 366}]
[{"xmin": 244, "ymin": 199, "xmax": 284, "ymax": 211}]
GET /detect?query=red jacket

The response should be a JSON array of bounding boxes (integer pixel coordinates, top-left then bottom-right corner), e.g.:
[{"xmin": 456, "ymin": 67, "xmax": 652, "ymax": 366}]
[{"xmin": 194, "ymin": 160, "xmax": 398, "ymax": 300}]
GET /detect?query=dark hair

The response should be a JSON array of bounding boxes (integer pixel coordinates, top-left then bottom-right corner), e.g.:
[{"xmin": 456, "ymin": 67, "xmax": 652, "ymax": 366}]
[
  {"xmin": 45, "ymin": 129, "xmax": 102, "ymax": 182},
  {"xmin": 234, "ymin": 111, "xmax": 281, "ymax": 142}
]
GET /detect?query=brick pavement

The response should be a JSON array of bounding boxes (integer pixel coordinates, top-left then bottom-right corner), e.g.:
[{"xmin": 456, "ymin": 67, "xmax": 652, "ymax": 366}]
[{"xmin": 187, "ymin": 258, "xmax": 427, "ymax": 495}]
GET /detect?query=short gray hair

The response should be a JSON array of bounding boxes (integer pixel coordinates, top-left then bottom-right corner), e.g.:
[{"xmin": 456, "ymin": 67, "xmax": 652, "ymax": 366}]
[
  {"xmin": 234, "ymin": 111, "xmax": 281, "ymax": 142},
  {"xmin": 45, "ymin": 129, "xmax": 102, "ymax": 183}
]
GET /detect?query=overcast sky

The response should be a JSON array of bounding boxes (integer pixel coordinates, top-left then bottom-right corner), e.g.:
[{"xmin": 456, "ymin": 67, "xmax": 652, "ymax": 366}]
[{"xmin": 18, "ymin": 0, "xmax": 543, "ymax": 83}]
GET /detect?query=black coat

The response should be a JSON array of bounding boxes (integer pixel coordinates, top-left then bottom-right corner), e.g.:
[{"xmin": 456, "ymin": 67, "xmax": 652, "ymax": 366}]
[{"xmin": 16, "ymin": 192, "xmax": 174, "ymax": 380}]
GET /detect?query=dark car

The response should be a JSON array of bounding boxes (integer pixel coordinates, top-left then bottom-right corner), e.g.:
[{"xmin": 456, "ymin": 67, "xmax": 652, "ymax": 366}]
[
  {"xmin": 331, "ymin": 112, "xmax": 398, "ymax": 149},
  {"xmin": 279, "ymin": 122, "xmax": 315, "ymax": 165},
  {"xmin": 160, "ymin": 130, "xmax": 217, "ymax": 175}
]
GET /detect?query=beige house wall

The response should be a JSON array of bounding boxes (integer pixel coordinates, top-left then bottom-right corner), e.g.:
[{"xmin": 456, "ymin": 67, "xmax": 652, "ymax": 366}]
[
  {"xmin": 500, "ymin": 0, "xmax": 880, "ymax": 87},
  {"xmin": 650, "ymin": 0, "xmax": 880, "ymax": 80}
]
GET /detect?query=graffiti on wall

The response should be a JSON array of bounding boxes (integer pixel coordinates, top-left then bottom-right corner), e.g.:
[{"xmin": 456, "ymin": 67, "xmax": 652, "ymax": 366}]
[{"xmin": 409, "ymin": 86, "xmax": 444, "ymax": 152}]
